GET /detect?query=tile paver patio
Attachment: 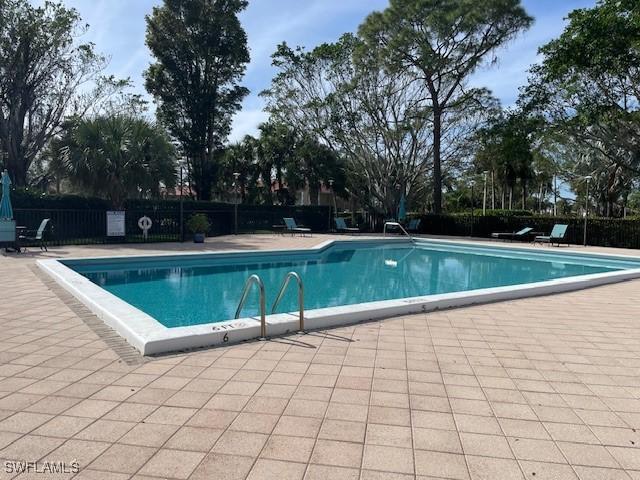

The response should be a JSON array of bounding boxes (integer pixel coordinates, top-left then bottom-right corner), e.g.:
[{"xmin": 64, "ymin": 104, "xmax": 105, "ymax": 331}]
[{"xmin": 1, "ymin": 234, "xmax": 640, "ymax": 479}]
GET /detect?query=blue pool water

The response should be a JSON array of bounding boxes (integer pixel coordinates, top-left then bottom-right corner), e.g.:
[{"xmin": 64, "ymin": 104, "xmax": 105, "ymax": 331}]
[{"xmin": 65, "ymin": 241, "xmax": 640, "ymax": 328}]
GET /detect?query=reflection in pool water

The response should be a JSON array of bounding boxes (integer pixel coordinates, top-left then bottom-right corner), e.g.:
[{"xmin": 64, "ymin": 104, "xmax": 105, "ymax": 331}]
[{"xmin": 72, "ymin": 243, "xmax": 628, "ymax": 328}]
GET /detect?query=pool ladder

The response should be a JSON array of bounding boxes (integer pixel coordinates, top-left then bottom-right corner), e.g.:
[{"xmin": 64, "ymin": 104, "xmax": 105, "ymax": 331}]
[
  {"xmin": 235, "ymin": 275, "xmax": 267, "ymax": 339},
  {"xmin": 235, "ymin": 271, "xmax": 305, "ymax": 340},
  {"xmin": 383, "ymin": 221, "xmax": 416, "ymax": 243}
]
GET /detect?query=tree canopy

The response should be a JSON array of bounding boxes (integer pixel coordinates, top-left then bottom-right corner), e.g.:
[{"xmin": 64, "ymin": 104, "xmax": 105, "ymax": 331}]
[
  {"xmin": 263, "ymin": 35, "xmax": 436, "ymax": 216},
  {"xmin": 521, "ymin": 0, "xmax": 640, "ymax": 216},
  {"xmin": 144, "ymin": 0, "xmax": 250, "ymax": 201},
  {"xmin": 0, "ymin": 0, "xmax": 106, "ymax": 186},
  {"xmin": 358, "ymin": 0, "xmax": 533, "ymax": 213},
  {"xmin": 55, "ymin": 115, "xmax": 176, "ymax": 209},
  {"xmin": 217, "ymin": 122, "xmax": 345, "ymax": 207}
]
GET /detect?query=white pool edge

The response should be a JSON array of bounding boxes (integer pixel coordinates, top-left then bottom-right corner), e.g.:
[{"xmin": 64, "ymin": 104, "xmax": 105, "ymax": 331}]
[{"xmin": 37, "ymin": 238, "xmax": 640, "ymax": 356}]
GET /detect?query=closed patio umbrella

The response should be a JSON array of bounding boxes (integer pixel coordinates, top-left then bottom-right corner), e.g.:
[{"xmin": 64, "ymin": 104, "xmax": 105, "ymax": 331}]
[
  {"xmin": 397, "ymin": 193, "xmax": 406, "ymax": 222},
  {"xmin": 0, "ymin": 170, "xmax": 13, "ymax": 220}
]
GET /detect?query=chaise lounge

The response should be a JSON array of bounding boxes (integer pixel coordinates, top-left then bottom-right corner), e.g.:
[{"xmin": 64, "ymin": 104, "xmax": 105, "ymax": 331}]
[
  {"xmin": 534, "ymin": 224, "xmax": 569, "ymax": 247},
  {"xmin": 491, "ymin": 227, "xmax": 533, "ymax": 242},
  {"xmin": 283, "ymin": 217, "xmax": 312, "ymax": 236},
  {"xmin": 406, "ymin": 218, "xmax": 421, "ymax": 233},
  {"xmin": 335, "ymin": 217, "xmax": 359, "ymax": 234}
]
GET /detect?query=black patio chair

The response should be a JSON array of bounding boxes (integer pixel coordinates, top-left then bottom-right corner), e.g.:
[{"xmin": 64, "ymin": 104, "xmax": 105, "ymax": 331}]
[{"xmin": 19, "ymin": 218, "xmax": 51, "ymax": 252}]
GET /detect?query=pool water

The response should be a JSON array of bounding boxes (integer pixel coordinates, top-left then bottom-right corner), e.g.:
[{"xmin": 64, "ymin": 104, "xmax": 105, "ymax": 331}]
[{"xmin": 66, "ymin": 241, "xmax": 640, "ymax": 328}]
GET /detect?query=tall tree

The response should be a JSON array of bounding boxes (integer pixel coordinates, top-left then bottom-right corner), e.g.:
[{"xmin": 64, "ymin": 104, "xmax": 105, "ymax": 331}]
[
  {"xmin": 521, "ymin": 0, "xmax": 640, "ymax": 216},
  {"xmin": 0, "ymin": 0, "xmax": 105, "ymax": 186},
  {"xmin": 144, "ymin": 0, "xmax": 250, "ymax": 201},
  {"xmin": 358, "ymin": 0, "xmax": 533, "ymax": 213},
  {"xmin": 263, "ymin": 35, "xmax": 439, "ymax": 216}
]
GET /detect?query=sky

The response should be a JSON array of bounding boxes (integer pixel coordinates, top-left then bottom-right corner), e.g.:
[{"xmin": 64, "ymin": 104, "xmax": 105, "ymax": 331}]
[{"xmin": 45, "ymin": 0, "xmax": 596, "ymax": 142}]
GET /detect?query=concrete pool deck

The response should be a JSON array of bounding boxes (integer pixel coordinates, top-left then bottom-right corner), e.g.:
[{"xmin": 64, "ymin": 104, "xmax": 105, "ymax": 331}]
[{"xmin": 1, "ymin": 234, "xmax": 640, "ymax": 479}]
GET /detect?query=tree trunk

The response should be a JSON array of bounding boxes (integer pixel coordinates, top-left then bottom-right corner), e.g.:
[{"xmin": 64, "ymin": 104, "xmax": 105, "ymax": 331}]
[
  {"xmin": 192, "ymin": 150, "xmax": 213, "ymax": 201},
  {"xmin": 491, "ymin": 170, "xmax": 495, "ymax": 210},
  {"xmin": 553, "ymin": 175, "xmax": 557, "ymax": 216},
  {"xmin": 538, "ymin": 184, "xmax": 543, "ymax": 213},
  {"xmin": 432, "ymin": 111, "xmax": 443, "ymax": 214},
  {"xmin": 6, "ymin": 141, "xmax": 29, "ymax": 187}
]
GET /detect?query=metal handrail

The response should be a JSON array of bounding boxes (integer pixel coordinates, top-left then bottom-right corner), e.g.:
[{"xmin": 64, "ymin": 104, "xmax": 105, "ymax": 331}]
[
  {"xmin": 271, "ymin": 272, "xmax": 305, "ymax": 331},
  {"xmin": 383, "ymin": 221, "xmax": 415, "ymax": 242},
  {"xmin": 235, "ymin": 274, "xmax": 267, "ymax": 339}
]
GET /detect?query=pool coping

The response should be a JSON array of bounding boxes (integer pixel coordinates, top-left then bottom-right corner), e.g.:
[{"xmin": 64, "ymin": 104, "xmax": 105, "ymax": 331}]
[{"xmin": 37, "ymin": 238, "xmax": 640, "ymax": 355}]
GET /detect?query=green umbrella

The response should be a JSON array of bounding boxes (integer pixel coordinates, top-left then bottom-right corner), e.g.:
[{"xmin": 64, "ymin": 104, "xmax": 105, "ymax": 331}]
[
  {"xmin": 0, "ymin": 169, "xmax": 13, "ymax": 220},
  {"xmin": 397, "ymin": 193, "xmax": 406, "ymax": 222}
]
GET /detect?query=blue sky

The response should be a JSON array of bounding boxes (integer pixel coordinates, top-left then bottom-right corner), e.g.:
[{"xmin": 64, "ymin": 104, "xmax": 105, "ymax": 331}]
[{"xmin": 50, "ymin": 0, "xmax": 596, "ymax": 141}]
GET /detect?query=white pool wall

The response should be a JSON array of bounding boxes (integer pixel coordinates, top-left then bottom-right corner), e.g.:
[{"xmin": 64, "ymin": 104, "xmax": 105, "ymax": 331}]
[{"xmin": 37, "ymin": 238, "xmax": 640, "ymax": 355}]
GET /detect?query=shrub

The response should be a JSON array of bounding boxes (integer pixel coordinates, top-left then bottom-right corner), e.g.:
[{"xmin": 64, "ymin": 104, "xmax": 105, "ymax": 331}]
[
  {"xmin": 481, "ymin": 209, "xmax": 533, "ymax": 217},
  {"xmin": 186, "ymin": 213, "xmax": 210, "ymax": 234},
  {"xmin": 450, "ymin": 209, "xmax": 533, "ymax": 217},
  {"xmin": 13, "ymin": 189, "xmax": 110, "ymax": 210}
]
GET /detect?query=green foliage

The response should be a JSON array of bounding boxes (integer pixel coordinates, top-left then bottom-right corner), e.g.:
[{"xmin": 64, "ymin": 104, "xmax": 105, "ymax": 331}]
[
  {"xmin": 419, "ymin": 213, "xmax": 640, "ymax": 249},
  {"xmin": 12, "ymin": 189, "xmax": 110, "ymax": 210},
  {"xmin": 217, "ymin": 123, "xmax": 346, "ymax": 207},
  {"xmin": 520, "ymin": 0, "xmax": 640, "ymax": 217},
  {"xmin": 477, "ymin": 209, "xmax": 533, "ymax": 217},
  {"xmin": 144, "ymin": 0, "xmax": 250, "ymax": 201},
  {"xmin": 258, "ymin": 122, "xmax": 297, "ymax": 205},
  {"xmin": 56, "ymin": 115, "xmax": 177, "ymax": 209},
  {"xmin": 358, "ymin": 0, "xmax": 533, "ymax": 213},
  {"xmin": 287, "ymin": 135, "xmax": 345, "ymax": 203},
  {"xmin": 217, "ymin": 136, "xmax": 261, "ymax": 204},
  {"xmin": 0, "ymin": 0, "xmax": 106, "ymax": 186},
  {"xmin": 263, "ymin": 34, "xmax": 441, "ymax": 216},
  {"xmin": 474, "ymin": 110, "xmax": 551, "ymax": 210},
  {"xmin": 186, "ymin": 213, "xmax": 210, "ymax": 234},
  {"xmin": 539, "ymin": 0, "xmax": 640, "ymax": 85},
  {"xmin": 628, "ymin": 191, "xmax": 640, "ymax": 213}
]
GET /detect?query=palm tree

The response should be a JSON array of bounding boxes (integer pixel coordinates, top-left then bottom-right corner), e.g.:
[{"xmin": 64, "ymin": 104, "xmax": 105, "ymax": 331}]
[
  {"xmin": 60, "ymin": 115, "xmax": 176, "ymax": 208},
  {"xmin": 219, "ymin": 136, "xmax": 260, "ymax": 203}
]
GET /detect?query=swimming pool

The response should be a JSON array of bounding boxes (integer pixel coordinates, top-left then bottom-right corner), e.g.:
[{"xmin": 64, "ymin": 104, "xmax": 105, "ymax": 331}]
[{"xmin": 38, "ymin": 239, "xmax": 640, "ymax": 354}]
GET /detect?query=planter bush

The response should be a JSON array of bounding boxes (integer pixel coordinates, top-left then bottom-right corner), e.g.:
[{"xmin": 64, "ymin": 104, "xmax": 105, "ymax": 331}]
[{"xmin": 186, "ymin": 213, "xmax": 210, "ymax": 243}]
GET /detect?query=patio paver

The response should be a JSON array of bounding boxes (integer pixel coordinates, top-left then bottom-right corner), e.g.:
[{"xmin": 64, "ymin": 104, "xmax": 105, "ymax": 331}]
[{"xmin": 1, "ymin": 234, "xmax": 640, "ymax": 479}]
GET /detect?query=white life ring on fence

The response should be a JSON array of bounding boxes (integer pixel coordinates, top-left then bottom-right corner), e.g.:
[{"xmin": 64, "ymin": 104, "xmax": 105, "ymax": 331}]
[{"xmin": 138, "ymin": 216, "xmax": 152, "ymax": 239}]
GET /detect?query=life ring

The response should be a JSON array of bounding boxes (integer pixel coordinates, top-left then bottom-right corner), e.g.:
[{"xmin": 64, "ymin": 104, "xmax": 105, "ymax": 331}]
[{"xmin": 138, "ymin": 216, "xmax": 152, "ymax": 239}]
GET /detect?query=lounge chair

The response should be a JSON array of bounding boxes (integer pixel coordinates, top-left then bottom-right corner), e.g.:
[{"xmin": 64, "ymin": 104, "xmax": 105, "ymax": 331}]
[
  {"xmin": 406, "ymin": 218, "xmax": 421, "ymax": 233},
  {"xmin": 18, "ymin": 218, "xmax": 51, "ymax": 252},
  {"xmin": 283, "ymin": 217, "xmax": 311, "ymax": 236},
  {"xmin": 335, "ymin": 217, "xmax": 359, "ymax": 234},
  {"xmin": 491, "ymin": 227, "xmax": 533, "ymax": 242},
  {"xmin": 534, "ymin": 224, "xmax": 569, "ymax": 246}
]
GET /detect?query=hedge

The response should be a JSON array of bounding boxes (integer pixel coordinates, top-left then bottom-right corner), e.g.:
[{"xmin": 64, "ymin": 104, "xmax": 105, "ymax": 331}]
[{"xmin": 417, "ymin": 214, "xmax": 640, "ymax": 250}]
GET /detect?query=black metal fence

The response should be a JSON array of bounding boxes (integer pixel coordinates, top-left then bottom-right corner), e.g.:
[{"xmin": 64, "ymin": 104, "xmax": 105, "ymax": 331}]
[
  {"xmin": 417, "ymin": 214, "xmax": 640, "ymax": 250},
  {"xmin": 13, "ymin": 204, "xmax": 331, "ymax": 246},
  {"xmin": 16, "ymin": 203, "xmax": 640, "ymax": 250}
]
